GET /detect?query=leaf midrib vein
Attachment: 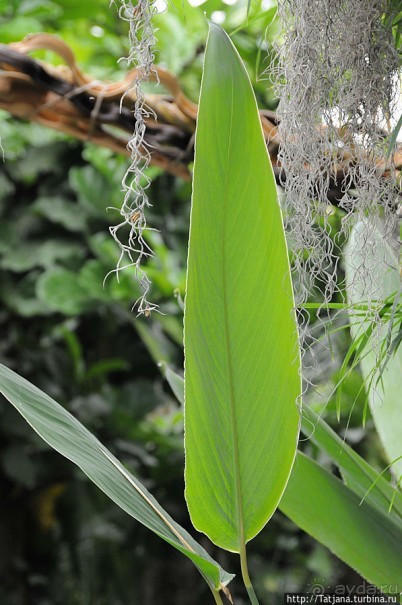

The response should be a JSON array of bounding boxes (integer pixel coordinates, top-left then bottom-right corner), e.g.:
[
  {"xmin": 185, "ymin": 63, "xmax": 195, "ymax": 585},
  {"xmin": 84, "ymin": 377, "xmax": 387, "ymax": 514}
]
[{"xmin": 221, "ymin": 73, "xmax": 246, "ymax": 551}]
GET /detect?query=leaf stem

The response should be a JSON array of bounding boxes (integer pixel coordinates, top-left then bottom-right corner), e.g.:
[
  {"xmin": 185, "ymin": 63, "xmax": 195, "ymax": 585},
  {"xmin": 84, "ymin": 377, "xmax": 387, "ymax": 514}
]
[
  {"xmin": 211, "ymin": 588, "xmax": 225, "ymax": 605},
  {"xmin": 240, "ymin": 544, "xmax": 260, "ymax": 605}
]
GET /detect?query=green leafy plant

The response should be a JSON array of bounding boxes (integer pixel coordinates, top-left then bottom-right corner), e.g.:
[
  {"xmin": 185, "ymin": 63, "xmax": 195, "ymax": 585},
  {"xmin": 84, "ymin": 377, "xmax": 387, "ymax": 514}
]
[
  {"xmin": 0, "ymin": 22, "xmax": 401, "ymax": 605},
  {"xmin": 345, "ymin": 219, "xmax": 402, "ymax": 481},
  {"xmin": 183, "ymin": 24, "xmax": 300, "ymax": 602}
]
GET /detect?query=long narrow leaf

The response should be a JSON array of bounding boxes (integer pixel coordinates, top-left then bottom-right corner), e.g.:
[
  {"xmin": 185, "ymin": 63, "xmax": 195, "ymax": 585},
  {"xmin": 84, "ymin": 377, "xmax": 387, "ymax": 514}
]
[
  {"xmin": 345, "ymin": 219, "xmax": 402, "ymax": 480},
  {"xmin": 301, "ymin": 407, "xmax": 402, "ymax": 527},
  {"xmin": 0, "ymin": 363, "xmax": 234, "ymax": 592},
  {"xmin": 184, "ymin": 24, "xmax": 300, "ymax": 552},
  {"xmin": 280, "ymin": 453, "xmax": 402, "ymax": 589}
]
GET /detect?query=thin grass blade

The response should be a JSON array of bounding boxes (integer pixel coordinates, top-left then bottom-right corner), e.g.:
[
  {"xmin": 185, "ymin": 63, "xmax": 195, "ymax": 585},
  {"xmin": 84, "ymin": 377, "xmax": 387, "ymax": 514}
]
[{"xmin": 345, "ymin": 219, "xmax": 402, "ymax": 481}]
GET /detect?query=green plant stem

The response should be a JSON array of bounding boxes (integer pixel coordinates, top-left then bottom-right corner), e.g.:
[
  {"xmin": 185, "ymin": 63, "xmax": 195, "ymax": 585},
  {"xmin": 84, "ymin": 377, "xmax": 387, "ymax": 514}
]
[
  {"xmin": 240, "ymin": 544, "xmax": 260, "ymax": 605},
  {"xmin": 211, "ymin": 588, "xmax": 224, "ymax": 605}
]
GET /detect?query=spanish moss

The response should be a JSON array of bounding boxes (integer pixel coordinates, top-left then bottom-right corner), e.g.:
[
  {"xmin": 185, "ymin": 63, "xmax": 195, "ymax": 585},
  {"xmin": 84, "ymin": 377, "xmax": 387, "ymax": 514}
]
[{"xmin": 275, "ymin": 0, "xmax": 400, "ymax": 308}]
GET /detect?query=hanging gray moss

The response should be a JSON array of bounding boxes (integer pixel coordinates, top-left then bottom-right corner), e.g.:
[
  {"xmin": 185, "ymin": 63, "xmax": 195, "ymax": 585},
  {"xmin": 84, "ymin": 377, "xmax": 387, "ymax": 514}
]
[
  {"xmin": 275, "ymin": 0, "xmax": 400, "ymax": 307},
  {"xmin": 111, "ymin": 0, "xmax": 158, "ymax": 315}
]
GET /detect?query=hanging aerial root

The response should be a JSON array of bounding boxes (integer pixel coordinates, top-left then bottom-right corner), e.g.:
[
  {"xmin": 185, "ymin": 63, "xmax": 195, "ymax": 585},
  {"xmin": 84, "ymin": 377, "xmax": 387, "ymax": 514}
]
[{"xmin": 112, "ymin": 0, "xmax": 159, "ymax": 315}]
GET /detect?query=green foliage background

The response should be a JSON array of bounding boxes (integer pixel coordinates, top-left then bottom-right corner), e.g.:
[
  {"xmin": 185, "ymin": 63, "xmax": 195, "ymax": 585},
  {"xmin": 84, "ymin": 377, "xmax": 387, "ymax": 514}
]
[{"xmin": 0, "ymin": 1, "xmax": 396, "ymax": 604}]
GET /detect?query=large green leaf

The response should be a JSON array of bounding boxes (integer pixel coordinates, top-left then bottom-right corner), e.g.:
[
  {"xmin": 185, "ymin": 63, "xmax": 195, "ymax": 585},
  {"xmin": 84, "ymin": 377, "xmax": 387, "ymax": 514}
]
[
  {"xmin": 167, "ymin": 367, "xmax": 402, "ymax": 584},
  {"xmin": 168, "ymin": 366, "xmax": 402, "ymax": 527},
  {"xmin": 280, "ymin": 453, "xmax": 402, "ymax": 588},
  {"xmin": 0, "ymin": 363, "xmax": 233, "ymax": 593},
  {"xmin": 345, "ymin": 219, "xmax": 402, "ymax": 481},
  {"xmin": 184, "ymin": 24, "xmax": 301, "ymax": 552}
]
